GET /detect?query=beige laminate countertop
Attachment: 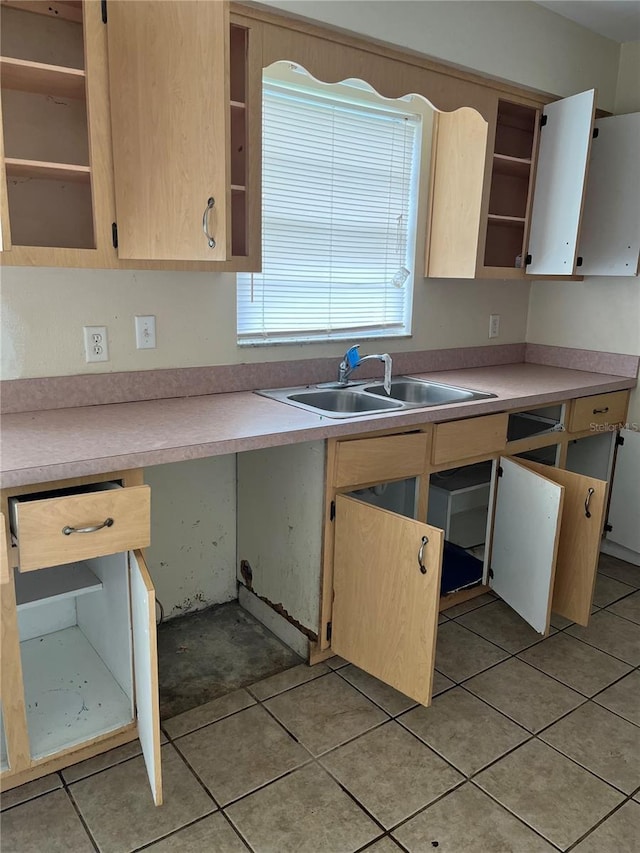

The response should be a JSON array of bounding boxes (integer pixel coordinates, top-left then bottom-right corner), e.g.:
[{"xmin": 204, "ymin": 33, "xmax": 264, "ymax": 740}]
[{"xmin": 1, "ymin": 363, "xmax": 635, "ymax": 488}]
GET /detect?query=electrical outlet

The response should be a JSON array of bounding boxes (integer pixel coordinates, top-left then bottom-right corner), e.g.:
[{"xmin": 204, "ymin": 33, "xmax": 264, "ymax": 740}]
[
  {"xmin": 83, "ymin": 326, "xmax": 109, "ymax": 362},
  {"xmin": 135, "ymin": 315, "xmax": 156, "ymax": 349},
  {"xmin": 489, "ymin": 314, "xmax": 500, "ymax": 339}
]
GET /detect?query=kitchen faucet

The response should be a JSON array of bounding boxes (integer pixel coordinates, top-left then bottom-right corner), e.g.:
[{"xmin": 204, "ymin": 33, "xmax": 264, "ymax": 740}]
[{"xmin": 338, "ymin": 345, "xmax": 392, "ymax": 394}]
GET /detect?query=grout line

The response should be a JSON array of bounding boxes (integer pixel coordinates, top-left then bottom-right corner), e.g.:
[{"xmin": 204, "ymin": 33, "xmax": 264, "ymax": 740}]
[
  {"xmin": 61, "ymin": 779, "xmax": 101, "ymax": 853},
  {"xmin": 549, "ymin": 625, "xmax": 639, "ymax": 669},
  {"xmin": 332, "ymin": 665, "xmax": 418, "ymax": 718},
  {"xmin": 563, "ymin": 795, "xmax": 635, "ymax": 852},
  {"xmin": 513, "ymin": 644, "xmax": 632, "ymax": 699},
  {"xmin": 219, "ymin": 759, "xmax": 315, "ymax": 811},
  {"xmin": 246, "ymin": 665, "xmax": 333, "ymax": 703},
  {"xmin": 162, "ymin": 697, "xmax": 260, "ymax": 742},
  {"xmin": 169, "ymin": 739, "xmax": 222, "ymax": 810}
]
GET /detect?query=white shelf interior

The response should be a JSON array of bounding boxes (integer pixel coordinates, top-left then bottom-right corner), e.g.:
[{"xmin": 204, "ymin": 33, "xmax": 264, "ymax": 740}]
[
  {"xmin": 21, "ymin": 625, "xmax": 133, "ymax": 761},
  {"xmin": 15, "ymin": 561, "xmax": 102, "ymax": 610}
]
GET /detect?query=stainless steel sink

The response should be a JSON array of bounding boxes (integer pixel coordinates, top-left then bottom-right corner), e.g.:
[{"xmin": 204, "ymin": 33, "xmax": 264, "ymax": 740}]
[
  {"xmin": 257, "ymin": 376, "xmax": 496, "ymax": 418},
  {"xmin": 364, "ymin": 379, "xmax": 484, "ymax": 406}
]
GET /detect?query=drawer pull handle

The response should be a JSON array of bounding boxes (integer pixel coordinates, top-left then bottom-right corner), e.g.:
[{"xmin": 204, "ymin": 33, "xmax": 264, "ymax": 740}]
[
  {"xmin": 418, "ymin": 536, "xmax": 429, "ymax": 574},
  {"xmin": 62, "ymin": 518, "xmax": 114, "ymax": 536},
  {"xmin": 593, "ymin": 406, "xmax": 609, "ymax": 414},
  {"xmin": 584, "ymin": 488, "xmax": 595, "ymax": 518},
  {"xmin": 202, "ymin": 196, "xmax": 216, "ymax": 248}
]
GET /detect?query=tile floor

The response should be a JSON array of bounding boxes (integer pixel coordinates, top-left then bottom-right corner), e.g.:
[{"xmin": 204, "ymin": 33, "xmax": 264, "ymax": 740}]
[{"xmin": 2, "ymin": 554, "xmax": 639, "ymax": 853}]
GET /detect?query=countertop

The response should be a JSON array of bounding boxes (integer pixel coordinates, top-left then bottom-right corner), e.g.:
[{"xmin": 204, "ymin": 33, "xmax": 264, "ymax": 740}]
[{"xmin": 1, "ymin": 362, "xmax": 636, "ymax": 488}]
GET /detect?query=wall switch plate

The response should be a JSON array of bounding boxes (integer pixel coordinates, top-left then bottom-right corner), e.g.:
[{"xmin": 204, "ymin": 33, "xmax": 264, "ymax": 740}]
[
  {"xmin": 135, "ymin": 315, "xmax": 156, "ymax": 349},
  {"xmin": 83, "ymin": 326, "xmax": 109, "ymax": 362},
  {"xmin": 489, "ymin": 314, "xmax": 500, "ymax": 339}
]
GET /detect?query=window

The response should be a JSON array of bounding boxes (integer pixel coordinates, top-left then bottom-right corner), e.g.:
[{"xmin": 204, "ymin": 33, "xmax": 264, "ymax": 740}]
[{"xmin": 237, "ymin": 76, "xmax": 422, "ymax": 345}]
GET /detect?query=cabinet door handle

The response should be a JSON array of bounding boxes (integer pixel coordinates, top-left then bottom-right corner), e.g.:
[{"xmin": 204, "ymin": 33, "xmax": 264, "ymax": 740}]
[
  {"xmin": 202, "ymin": 197, "xmax": 216, "ymax": 248},
  {"xmin": 418, "ymin": 536, "xmax": 428, "ymax": 574},
  {"xmin": 584, "ymin": 488, "xmax": 595, "ymax": 518},
  {"xmin": 593, "ymin": 406, "xmax": 609, "ymax": 414},
  {"xmin": 62, "ymin": 518, "xmax": 114, "ymax": 536}
]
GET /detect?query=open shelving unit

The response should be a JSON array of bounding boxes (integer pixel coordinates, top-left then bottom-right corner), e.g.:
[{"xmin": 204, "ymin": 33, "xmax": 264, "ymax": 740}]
[
  {"xmin": 484, "ymin": 100, "xmax": 538, "ymax": 270},
  {"xmin": 229, "ymin": 23, "xmax": 249, "ymax": 259},
  {"xmin": 1, "ymin": 0, "xmax": 95, "ymax": 249}
]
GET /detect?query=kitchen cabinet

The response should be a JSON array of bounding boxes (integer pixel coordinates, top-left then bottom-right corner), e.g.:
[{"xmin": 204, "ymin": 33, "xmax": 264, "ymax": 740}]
[
  {"xmin": 0, "ymin": 470, "xmax": 162, "ymax": 803},
  {"xmin": 577, "ymin": 112, "xmax": 640, "ymax": 276},
  {"xmin": 0, "ymin": 0, "xmax": 260, "ymax": 270},
  {"xmin": 238, "ymin": 389, "xmax": 628, "ymax": 707},
  {"xmin": 426, "ymin": 89, "xmax": 596, "ymax": 279}
]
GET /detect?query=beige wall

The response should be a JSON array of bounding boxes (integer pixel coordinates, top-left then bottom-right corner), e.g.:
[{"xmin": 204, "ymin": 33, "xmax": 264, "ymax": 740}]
[{"xmin": 527, "ymin": 40, "xmax": 640, "ymax": 424}]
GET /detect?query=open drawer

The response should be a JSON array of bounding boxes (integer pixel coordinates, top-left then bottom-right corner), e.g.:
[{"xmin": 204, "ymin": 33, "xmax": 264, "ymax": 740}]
[{"xmin": 9, "ymin": 482, "xmax": 150, "ymax": 572}]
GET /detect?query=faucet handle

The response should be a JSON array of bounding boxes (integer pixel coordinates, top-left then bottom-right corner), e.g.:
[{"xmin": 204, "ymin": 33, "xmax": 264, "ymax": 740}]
[{"xmin": 343, "ymin": 345, "xmax": 361, "ymax": 370}]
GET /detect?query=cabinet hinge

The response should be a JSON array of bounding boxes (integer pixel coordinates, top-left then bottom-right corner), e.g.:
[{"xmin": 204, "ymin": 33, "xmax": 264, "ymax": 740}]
[
  {"xmin": 488, "ymin": 568, "xmax": 494, "ymax": 579},
  {"xmin": 616, "ymin": 434, "xmax": 625, "ymax": 447},
  {"xmin": 592, "ymin": 127, "xmax": 599, "ymax": 139},
  {"xmin": 524, "ymin": 253, "xmax": 532, "ymax": 267},
  {"xmin": 497, "ymin": 465, "xmax": 503, "ymax": 478},
  {"xmin": 111, "ymin": 222, "xmax": 118, "ymax": 249},
  {"xmin": 101, "ymin": 0, "xmax": 107, "ymax": 23},
  {"xmin": 330, "ymin": 500, "xmax": 336, "ymax": 521},
  {"xmin": 604, "ymin": 523, "xmax": 613, "ymax": 533},
  {"xmin": 326, "ymin": 621, "xmax": 332, "ymax": 642},
  {"xmin": 540, "ymin": 114, "xmax": 548, "ymax": 128},
  {"xmin": 576, "ymin": 256, "xmax": 583, "ymax": 267}
]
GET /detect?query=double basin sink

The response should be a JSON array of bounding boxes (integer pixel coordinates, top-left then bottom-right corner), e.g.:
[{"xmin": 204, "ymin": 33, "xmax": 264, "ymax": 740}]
[{"xmin": 257, "ymin": 377, "xmax": 496, "ymax": 418}]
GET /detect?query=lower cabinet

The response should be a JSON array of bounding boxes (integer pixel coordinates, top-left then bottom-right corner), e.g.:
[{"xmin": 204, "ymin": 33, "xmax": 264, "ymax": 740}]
[{"xmin": 0, "ymin": 474, "xmax": 161, "ymax": 804}]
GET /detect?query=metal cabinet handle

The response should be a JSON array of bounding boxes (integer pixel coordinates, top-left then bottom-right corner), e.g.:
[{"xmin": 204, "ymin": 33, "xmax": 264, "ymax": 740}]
[
  {"xmin": 584, "ymin": 488, "xmax": 595, "ymax": 518},
  {"xmin": 62, "ymin": 518, "xmax": 114, "ymax": 536},
  {"xmin": 202, "ymin": 197, "xmax": 216, "ymax": 248},
  {"xmin": 418, "ymin": 536, "xmax": 429, "ymax": 574},
  {"xmin": 593, "ymin": 406, "xmax": 609, "ymax": 414}
]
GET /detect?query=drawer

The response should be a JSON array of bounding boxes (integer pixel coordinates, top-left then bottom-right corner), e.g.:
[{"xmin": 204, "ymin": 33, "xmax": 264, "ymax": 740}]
[
  {"xmin": 432, "ymin": 413, "xmax": 507, "ymax": 465},
  {"xmin": 12, "ymin": 484, "xmax": 151, "ymax": 572},
  {"xmin": 334, "ymin": 432, "xmax": 429, "ymax": 488},
  {"xmin": 567, "ymin": 391, "xmax": 629, "ymax": 433}
]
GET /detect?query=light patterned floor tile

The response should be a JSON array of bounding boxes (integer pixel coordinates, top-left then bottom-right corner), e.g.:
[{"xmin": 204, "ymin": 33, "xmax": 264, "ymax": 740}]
[
  {"xmin": 142, "ymin": 813, "xmax": 247, "ymax": 852},
  {"xmin": 597, "ymin": 556, "xmax": 640, "ymax": 588},
  {"xmin": 175, "ymin": 704, "xmax": 309, "ymax": 805},
  {"xmin": 393, "ymin": 783, "xmax": 557, "ymax": 852},
  {"xmin": 0, "ymin": 773, "xmax": 62, "ymax": 811},
  {"xmin": 607, "ymin": 590, "xmax": 640, "ymax": 625},
  {"xmin": 225, "ymin": 763, "xmax": 380, "ymax": 853},
  {"xmin": 475, "ymin": 740, "xmax": 624, "ymax": 850},
  {"xmin": 0, "ymin": 789, "xmax": 93, "ymax": 852},
  {"xmin": 592, "ymin": 573, "xmax": 635, "ymax": 608},
  {"xmin": 163, "ymin": 689, "xmax": 255, "ymax": 739},
  {"xmin": 435, "ymin": 621, "xmax": 509, "ymax": 683},
  {"xmin": 264, "ymin": 672, "xmax": 388, "ymax": 755},
  {"xmin": 338, "ymin": 665, "xmax": 417, "ymax": 716},
  {"xmin": 572, "ymin": 800, "xmax": 640, "ymax": 852},
  {"xmin": 320, "ymin": 722, "xmax": 462, "ymax": 828},
  {"xmin": 567, "ymin": 610, "xmax": 640, "ymax": 665},
  {"xmin": 593, "ymin": 670, "xmax": 640, "ymax": 724},
  {"xmin": 399, "ymin": 686, "xmax": 529, "ymax": 774},
  {"xmin": 432, "ymin": 669, "xmax": 455, "ymax": 696},
  {"xmin": 456, "ymin": 599, "xmax": 555, "ymax": 653}
]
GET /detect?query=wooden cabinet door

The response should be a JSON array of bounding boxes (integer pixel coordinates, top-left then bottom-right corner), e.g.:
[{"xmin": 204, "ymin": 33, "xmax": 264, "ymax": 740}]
[
  {"xmin": 331, "ymin": 495, "xmax": 443, "ymax": 707},
  {"xmin": 490, "ymin": 457, "xmax": 564, "ymax": 634},
  {"xmin": 129, "ymin": 550, "xmax": 162, "ymax": 806},
  {"xmin": 515, "ymin": 459, "xmax": 607, "ymax": 626},
  {"xmin": 527, "ymin": 89, "xmax": 595, "ymax": 275},
  {"xmin": 578, "ymin": 113, "xmax": 640, "ymax": 276},
  {"xmin": 107, "ymin": 1, "xmax": 229, "ymax": 261}
]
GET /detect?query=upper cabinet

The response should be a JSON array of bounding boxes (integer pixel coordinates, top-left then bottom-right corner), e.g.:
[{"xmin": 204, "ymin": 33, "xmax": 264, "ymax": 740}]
[
  {"xmin": 0, "ymin": 0, "xmax": 260, "ymax": 270},
  {"xmin": 426, "ymin": 89, "xmax": 598, "ymax": 279},
  {"xmin": 577, "ymin": 112, "xmax": 640, "ymax": 276}
]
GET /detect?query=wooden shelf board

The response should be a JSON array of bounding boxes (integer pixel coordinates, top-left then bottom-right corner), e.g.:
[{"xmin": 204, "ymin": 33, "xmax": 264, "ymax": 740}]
[
  {"xmin": 493, "ymin": 153, "xmax": 531, "ymax": 178},
  {"xmin": 230, "ymin": 184, "xmax": 246, "ymax": 192},
  {"xmin": 15, "ymin": 561, "xmax": 102, "ymax": 610},
  {"xmin": 230, "ymin": 100, "xmax": 246, "ymax": 109},
  {"xmin": 1, "ymin": 0, "xmax": 83, "ymax": 24},
  {"xmin": 5, "ymin": 157, "xmax": 90, "ymax": 183},
  {"xmin": 487, "ymin": 214, "xmax": 526, "ymax": 227},
  {"xmin": 0, "ymin": 56, "xmax": 85, "ymax": 99}
]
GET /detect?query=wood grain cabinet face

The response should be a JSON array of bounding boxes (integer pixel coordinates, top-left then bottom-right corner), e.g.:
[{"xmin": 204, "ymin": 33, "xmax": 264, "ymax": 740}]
[
  {"xmin": 432, "ymin": 413, "xmax": 507, "ymax": 465},
  {"xmin": 567, "ymin": 391, "xmax": 629, "ymax": 434},
  {"xmin": 0, "ymin": 477, "xmax": 161, "ymax": 804}
]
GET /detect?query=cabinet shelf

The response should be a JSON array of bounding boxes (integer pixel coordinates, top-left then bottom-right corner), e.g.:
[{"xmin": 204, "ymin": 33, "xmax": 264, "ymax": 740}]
[
  {"xmin": 230, "ymin": 100, "xmax": 246, "ymax": 110},
  {"xmin": 5, "ymin": 157, "xmax": 90, "ymax": 182},
  {"xmin": 0, "ymin": 55, "xmax": 85, "ymax": 99},
  {"xmin": 1, "ymin": 1, "xmax": 83, "ymax": 24},
  {"xmin": 231, "ymin": 184, "xmax": 246, "ymax": 192},
  {"xmin": 492, "ymin": 153, "xmax": 531, "ymax": 178},
  {"xmin": 487, "ymin": 213, "xmax": 526, "ymax": 227},
  {"xmin": 15, "ymin": 561, "xmax": 102, "ymax": 610}
]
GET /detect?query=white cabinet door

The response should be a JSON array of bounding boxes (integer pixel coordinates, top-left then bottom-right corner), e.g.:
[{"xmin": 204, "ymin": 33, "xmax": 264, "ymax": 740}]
[
  {"xmin": 578, "ymin": 113, "xmax": 640, "ymax": 276},
  {"xmin": 490, "ymin": 457, "xmax": 563, "ymax": 634},
  {"xmin": 527, "ymin": 90, "xmax": 595, "ymax": 275},
  {"xmin": 129, "ymin": 550, "xmax": 162, "ymax": 806},
  {"xmin": 332, "ymin": 495, "xmax": 443, "ymax": 707},
  {"xmin": 607, "ymin": 429, "xmax": 640, "ymax": 555}
]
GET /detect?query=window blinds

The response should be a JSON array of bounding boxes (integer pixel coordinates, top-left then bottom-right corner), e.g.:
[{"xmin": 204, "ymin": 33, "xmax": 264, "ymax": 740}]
[{"xmin": 237, "ymin": 82, "xmax": 421, "ymax": 344}]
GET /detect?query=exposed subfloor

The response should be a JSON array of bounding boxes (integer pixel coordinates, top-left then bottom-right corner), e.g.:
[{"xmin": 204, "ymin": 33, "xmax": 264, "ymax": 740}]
[
  {"xmin": 157, "ymin": 601, "xmax": 302, "ymax": 719},
  {"xmin": 2, "ymin": 553, "xmax": 639, "ymax": 852}
]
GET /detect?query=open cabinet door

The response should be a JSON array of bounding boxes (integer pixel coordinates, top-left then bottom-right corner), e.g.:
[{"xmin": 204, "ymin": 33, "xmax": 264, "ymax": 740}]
[
  {"xmin": 129, "ymin": 550, "xmax": 162, "ymax": 806},
  {"xmin": 491, "ymin": 458, "xmax": 564, "ymax": 634},
  {"xmin": 527, "ymin": 89, "xmax": 595, "ymax": 275},
  {"xmin": 516, "ymin": 459, "xmax": 607, "ymax": 625},
  {"xmin": 331, "ymin": 495, "xmax": 443, "ymax": 707}
]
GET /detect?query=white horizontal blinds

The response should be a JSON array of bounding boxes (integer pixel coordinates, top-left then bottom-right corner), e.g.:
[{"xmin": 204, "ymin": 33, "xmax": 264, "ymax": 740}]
[{"xmin": 238, "ymin": 83, "xmax": 420, "ymax": 343}]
